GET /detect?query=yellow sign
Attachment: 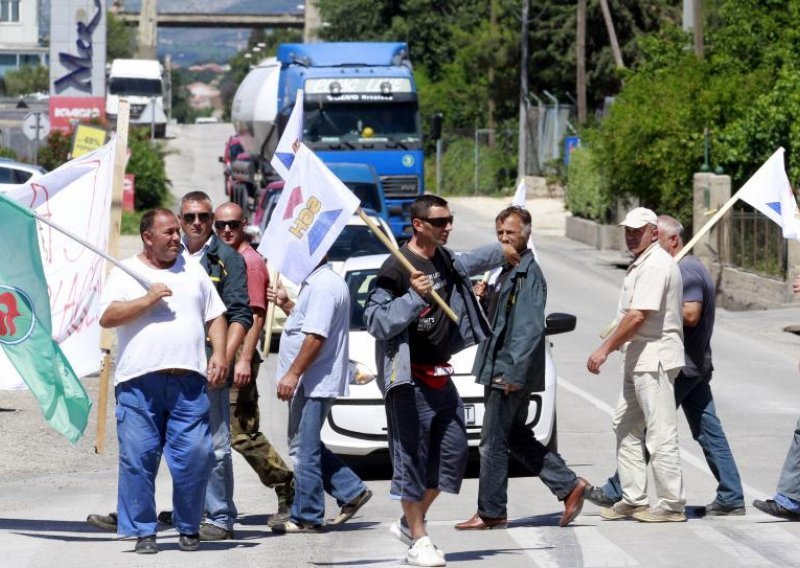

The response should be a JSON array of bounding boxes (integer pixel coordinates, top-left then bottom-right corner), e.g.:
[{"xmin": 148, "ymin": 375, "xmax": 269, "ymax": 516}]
[{"xmin": 71, "ymin": 125, "xmax": 107, "ymax": 158}]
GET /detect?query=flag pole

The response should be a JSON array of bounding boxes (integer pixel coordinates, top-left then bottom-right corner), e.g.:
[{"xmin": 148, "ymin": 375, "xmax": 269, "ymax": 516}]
[
  {"xmin": 262, "ymin": 270, "xmax": 280, "ymax": 360},
  {"xmin": 95, "ymin": 99, "xmax": 131, "ymax": 454},
  {"xmin": 355, "ymin": 207, "xmax": 458, "ymax": 323}
]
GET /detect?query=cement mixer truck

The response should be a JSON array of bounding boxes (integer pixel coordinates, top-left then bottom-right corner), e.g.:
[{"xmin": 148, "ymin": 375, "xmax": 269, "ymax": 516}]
[{"xmin": 227, "ymin": 42, "xmax": 425, "ymax": 240}]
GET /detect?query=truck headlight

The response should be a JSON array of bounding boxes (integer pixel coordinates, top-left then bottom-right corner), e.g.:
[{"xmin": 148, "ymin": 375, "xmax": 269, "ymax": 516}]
[{"xmin": 349, "ymin": 361, "xmax": 376, "ymax": 385}]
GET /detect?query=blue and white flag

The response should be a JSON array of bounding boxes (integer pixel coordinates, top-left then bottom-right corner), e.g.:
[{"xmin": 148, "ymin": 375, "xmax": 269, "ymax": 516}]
[
  {"xmin": 738, "ymin": 147, "xmax": 800, "ymax": 240},
  {"xmin": 271, "ymin": 89, "xmax": 304, "ymax": 180},
  {"xmin": 258, "ymin": 144, "xmax": 360, "ymax": 284}
]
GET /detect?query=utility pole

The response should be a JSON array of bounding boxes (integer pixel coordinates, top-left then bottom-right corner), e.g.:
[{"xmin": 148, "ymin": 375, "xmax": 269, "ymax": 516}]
[
  {"xmin": 488, "ymin": 0, "xmax": 497, "ymax": 148},
  {"xmin": 598, "ymin": 0, "xmax": 624, "ymax": 68},
  {"xmin": 137, "ymin": 0, "xmax": 157, "ymax": 60},
  {"xmin": 693, "ymin": 0, "xmax": 704, "ymax": 59},
  {"xmin": 517, "ymin": 0, "xmax": 530, "ymax": 179},
  {"xmin": 576, "ymin": 0, "xmax": 587, "ymax": 124}
]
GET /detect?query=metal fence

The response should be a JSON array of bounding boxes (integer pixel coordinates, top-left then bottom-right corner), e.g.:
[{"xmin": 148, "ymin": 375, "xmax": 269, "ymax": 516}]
[
  {"xmin": 729, "ymin": 207, "xmax": 787, "ymax": 278},
  {"xmin": 524, "ymin": 100, "xmax": 574, "ymax": 176}
]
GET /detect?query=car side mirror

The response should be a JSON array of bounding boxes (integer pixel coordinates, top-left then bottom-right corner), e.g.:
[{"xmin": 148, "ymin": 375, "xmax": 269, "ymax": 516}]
[{"xmin": 545, "ymin": 312, "xmax": 576, "ymax": 336}]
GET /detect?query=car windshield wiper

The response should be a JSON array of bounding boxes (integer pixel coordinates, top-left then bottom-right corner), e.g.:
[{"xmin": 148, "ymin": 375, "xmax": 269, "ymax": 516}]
[
  {"xmin": 328, "ymin": 140, "xmax": 356, "ymax": 150},
  {"xmin": 385, "ymin": 136, "xmax": 408, "ymax": 150}
]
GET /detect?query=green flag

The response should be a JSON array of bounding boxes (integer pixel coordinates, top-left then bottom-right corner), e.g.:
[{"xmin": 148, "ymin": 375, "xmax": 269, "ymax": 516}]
[{"xmin": 0, "ymin": 194, "xmax": 91, "ymax": 443}]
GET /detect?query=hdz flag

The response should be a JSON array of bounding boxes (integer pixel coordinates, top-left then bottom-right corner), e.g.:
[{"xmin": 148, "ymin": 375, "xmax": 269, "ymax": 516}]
[
  {"xmin": 738, "ymin": 147, "xmax": 800, "ymax": 239},
  {"xmin": 259, "ymin": 144, "xmax": 360, "ymax": 284},
  {"xmin": 271, "ymin": 89, "xmax": 304, "ymax": 180},
  {"xmin": 0, "ymin": 194, "xmax": 92, "ymax": 443}
]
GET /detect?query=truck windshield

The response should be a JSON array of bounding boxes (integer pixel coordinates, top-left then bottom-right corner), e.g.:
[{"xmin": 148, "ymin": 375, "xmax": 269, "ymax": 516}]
[
  {"xmin": 304, "ymin": 102, "xmax": 421, "ymax": 148},
  {"xmin": 109, "ymin": 77, "xmax": 162, "ymax": 97}
]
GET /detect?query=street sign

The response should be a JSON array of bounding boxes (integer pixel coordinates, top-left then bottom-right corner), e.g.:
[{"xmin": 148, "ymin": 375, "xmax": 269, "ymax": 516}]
[{"xmin": 22, "ymin": 112, "xmax": 51, "ymax": 142}]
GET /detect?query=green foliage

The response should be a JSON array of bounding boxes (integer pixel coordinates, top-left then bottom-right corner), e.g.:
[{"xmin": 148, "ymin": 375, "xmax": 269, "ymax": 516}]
[
  {"xmin": 0, "ymin": 146, "xmax": 17, "ymax": 160},
  {"xmin": 565, "ymin": 146, "xmax": 610, "ymax": 221},
  {"xmin": 107, "ymin": 11, "xmax": 135, "ymax": 60},
  {"xmin": 39, "ymin": 130, "xmax": 72, "ymax": 172},
  {"xmin": 4, "ymin": 65, "xmax": 49, "ymax": 96},
  {"xmin": 171, "ymin": 68, "xmax": 200, "ymax": 124},
  {"xmin": 127, "ymin": 129, "xmax": 170, "ymax": 210},
  {"xmin": 427, "ymin": 132, "xmax": 515, "ymax": 196},
  {"xmin": 121, "ymin": 210, "xmax": 144, "ymax": 235}
]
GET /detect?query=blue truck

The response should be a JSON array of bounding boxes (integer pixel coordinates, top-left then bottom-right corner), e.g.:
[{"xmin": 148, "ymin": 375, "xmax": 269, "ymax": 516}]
[{"xmin": 230, "ymin": 42, "xmax": 424, "ymax": 240}]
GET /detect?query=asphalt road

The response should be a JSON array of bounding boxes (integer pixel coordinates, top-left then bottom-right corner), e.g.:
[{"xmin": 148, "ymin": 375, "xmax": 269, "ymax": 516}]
[{"xmin": 1, "ymin": 123, "xmax": 799, "ymax": 567}]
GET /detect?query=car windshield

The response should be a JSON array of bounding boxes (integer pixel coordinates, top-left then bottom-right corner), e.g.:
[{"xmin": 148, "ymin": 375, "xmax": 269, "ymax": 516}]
[
  {"xmin": 303, "ymin": 101, "xmax": 421, "ymax": 149},
  {"xmin": 345, "ymin": 268, "xmax": 379, "ymax": 330},
  {"xmin": 327, "ymin": 226, "xmax": 390, "ymax": 262},
  {"xmin": 109, "ymin": 77, "xmax": 162, "ymax": 97}
]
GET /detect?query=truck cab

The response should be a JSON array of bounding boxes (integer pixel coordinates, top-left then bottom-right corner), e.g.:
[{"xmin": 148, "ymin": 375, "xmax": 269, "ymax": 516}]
[{"xmin": 106, "ymin": 59, "xmax": 168, "ymax": 138}]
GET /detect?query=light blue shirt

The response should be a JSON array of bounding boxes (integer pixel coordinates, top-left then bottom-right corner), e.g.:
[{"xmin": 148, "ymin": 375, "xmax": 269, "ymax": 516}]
[{"xmin": 277, "ymin": 264, "xmax": 351, "ymax": 398}]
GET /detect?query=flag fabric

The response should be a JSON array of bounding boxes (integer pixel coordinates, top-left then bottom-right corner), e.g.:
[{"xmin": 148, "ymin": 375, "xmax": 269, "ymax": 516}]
[
  {"xmin": 258, "ymin": 144, "xmax": 361, "ymax": 284},
  {"xmin": 0, "ymin": 194, "xmax": 92, "ymax": 443},
  {"xmin": 0, "ymin": 139, "xmax": 115, "ymax": 390},
  {"xmin": 737, "ymin": 147, "xmax": 800, "ymax": 239},
  {"xmin": 271, "ymin": 89, "xmax": 304, "ymax": 180}
]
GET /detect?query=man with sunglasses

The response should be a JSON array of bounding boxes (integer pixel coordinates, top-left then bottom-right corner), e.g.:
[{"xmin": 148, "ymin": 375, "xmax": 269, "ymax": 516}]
[
  {"xmin": 212, "ymin": 202, "xmax": 295, "ymax": 526},
  {"xmin": 364, "ymin": 194, "xmax": 518, "ymax": 567}
]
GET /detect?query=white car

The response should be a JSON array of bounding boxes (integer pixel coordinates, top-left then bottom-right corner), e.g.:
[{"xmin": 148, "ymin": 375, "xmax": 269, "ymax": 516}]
[
  {"xmin": 320, "ymin": 253, "xmax": 577, "ymax": 457},
  {"xmin": 0, "ymin": 159, "xmax": 47, "ymax": 193}
]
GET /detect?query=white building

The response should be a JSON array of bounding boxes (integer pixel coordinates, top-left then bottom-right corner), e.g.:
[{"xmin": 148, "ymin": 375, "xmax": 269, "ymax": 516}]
[{"xmin": 0, "ymin": 0, "xmax": 48, "ymax": 80}]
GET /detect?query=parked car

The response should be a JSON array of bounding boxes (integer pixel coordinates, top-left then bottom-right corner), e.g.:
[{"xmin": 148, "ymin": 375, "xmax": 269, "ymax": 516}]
[
  {"xmin": 320, "ymin": 253, "xmax": 577, "ymax": 457},
  {"xmin": 0, "ymin": 159, "xmax": 47, "ymax": 193}
]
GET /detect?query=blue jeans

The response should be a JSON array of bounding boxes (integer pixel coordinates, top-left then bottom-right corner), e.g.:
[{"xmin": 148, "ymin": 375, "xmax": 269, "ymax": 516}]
[
  {"xmin": 115, "ymin": 371, "xmax": 212, "ymax": 537},
  {"xmin": 602, "ymin": 372, "xmax": 744, "ymax": 508},
  {"xmin": 288, "ymin": 388, "xmax": 366, "ymax": 525},
  {"xmin": 205, "ymin": 385, "xmax": 236, "ymax": 530},
  {"xmin": 479, "ymin": 387, "xmax": 577, "ymax": 518},
  {"xmin": 776, "ymin": 415, "xmax": 800, "ymax": 507}
]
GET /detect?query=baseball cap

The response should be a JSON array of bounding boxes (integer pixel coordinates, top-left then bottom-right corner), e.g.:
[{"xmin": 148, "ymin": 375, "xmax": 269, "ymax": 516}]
[{"xmin": 618, "ymin": 207, "xmax": 657, "ymax": 229}]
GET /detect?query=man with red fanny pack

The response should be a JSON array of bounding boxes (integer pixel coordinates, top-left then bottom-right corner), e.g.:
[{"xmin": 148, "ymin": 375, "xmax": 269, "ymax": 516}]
[{"xmin": 365, "ymin": 195, "xmax": 518, "ymax": 567}]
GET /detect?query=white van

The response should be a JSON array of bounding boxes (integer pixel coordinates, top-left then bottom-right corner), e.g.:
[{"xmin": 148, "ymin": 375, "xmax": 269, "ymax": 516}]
[{"xmin": 106, "ymin": 59, "xmax": 168, "ymax": 138}]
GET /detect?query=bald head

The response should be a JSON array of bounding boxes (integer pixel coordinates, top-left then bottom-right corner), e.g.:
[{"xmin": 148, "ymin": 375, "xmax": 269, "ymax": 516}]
[
  {"xmin": 214, "ymin": 202, "xmax": 246, "ymax": 250},
  {"xmin": 657, "ymin": 214, "xmax": 684, "ymax": 257}
]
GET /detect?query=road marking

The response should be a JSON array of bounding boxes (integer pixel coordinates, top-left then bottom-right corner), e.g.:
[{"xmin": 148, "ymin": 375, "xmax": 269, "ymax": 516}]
[
  {"xmin": 573, "ymin": 527, "xmax": 639, "ymax": 567},
  {"xmin": 505, "ymin": 526, "xmax": 639, "ymax": 567},
  {"xmin": 692, "ymin": 524, "xmax": 775, "ymax": 566},
  {"xmin": 557, "ymin": 376, "xmax": 770, "ymax": 501}
]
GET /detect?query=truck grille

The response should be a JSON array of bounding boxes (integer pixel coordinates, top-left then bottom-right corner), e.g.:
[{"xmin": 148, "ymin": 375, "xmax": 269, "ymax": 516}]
[
  {"xmin": 130, "ymin": 104, "xmax": 146, "ymax": 119},
  {"xmin": 380, "ymin": 175, "xmax": 419, "ymax": 197}
]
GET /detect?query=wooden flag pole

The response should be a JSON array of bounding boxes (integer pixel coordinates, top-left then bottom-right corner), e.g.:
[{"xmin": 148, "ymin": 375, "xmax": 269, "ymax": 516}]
[
  {"xmin": 355, "ymin": 207, "xmax": 458, "ymax": 323},
  {"xmin": 262, "ymin": 270, "xmax": 280, "ymax": 360},
  {"xmin": 95, "ymin": 99, "xmax": 130, "ymax": 454}
]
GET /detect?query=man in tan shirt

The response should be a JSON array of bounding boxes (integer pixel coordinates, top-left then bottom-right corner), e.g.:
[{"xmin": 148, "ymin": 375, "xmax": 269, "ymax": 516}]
[{"xmin": 587, "ymin": 207, "xmax": 686, "ymax": 522}]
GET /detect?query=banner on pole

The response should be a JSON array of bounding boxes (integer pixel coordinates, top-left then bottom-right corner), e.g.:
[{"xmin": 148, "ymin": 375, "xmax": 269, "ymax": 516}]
[
  {"xmin": 738, "ymin": 147, "xmax": 800, "ymax": 239},
  {"xmin": 271, "ymin": 89, "xmax": 304, "ymax": 180}
]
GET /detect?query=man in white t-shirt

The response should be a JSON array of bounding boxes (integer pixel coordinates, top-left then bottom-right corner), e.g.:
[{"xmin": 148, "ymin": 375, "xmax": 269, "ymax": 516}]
[{"xmin": 99, "ymin": 208, "xmax": 228, "ymax": 554}]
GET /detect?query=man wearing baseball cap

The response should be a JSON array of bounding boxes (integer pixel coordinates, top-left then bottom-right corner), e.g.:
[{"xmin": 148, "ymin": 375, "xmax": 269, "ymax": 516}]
[{"xmin": 586, "ymin": 207, "xmax": 687, "ymax": 522}]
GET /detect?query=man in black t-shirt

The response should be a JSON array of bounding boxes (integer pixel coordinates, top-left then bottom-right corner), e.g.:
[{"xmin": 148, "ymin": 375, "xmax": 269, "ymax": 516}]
[{"xmin": 365, "ymin": 195, "xmax": 516, "ymax": 567}]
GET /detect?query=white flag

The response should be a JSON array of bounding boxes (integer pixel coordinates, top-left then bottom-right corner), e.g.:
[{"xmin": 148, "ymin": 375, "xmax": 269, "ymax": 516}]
[
  {"xmin": 738, "ymin": 147, "xmax": 800, "ymax": 239},
  {"xmin": 271, "ymin": 89, "xmax": 304, "ymax": 180},
  {"xmin": 258, "ymin": 144, "xmax": 361, "ymax": 284},
  {"xmin": 0, "ymin": 140, "xmax": 115, "ymax": 389}
]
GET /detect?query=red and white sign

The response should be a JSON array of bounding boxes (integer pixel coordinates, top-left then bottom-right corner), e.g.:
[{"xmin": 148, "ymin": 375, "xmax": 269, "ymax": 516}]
[
  {"xmin": 49, "ymin": 96, "xmax": 106, "ymax": 132},
  {"xmin": 123, "ymin": 174, "xmax": 135, "ymax": 212}
]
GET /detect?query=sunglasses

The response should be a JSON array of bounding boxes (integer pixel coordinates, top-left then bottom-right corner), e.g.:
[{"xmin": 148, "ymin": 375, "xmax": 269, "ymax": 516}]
[
  {"xmin": 421, "ymin": 215, "xmax": 454, "ymax": 228},
  {"xmin": 214, "ymin": 220, "xmax": 243, "ymax": 231},
  {"xmin": 182, "ymin": 212, "xmax": 212, "ymax": 223}
]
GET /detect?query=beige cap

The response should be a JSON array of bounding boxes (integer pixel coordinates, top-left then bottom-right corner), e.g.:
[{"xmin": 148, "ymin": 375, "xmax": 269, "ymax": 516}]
[{"xmin": 618, "ymin": 207, "xmax": 657, "ymax": 229}]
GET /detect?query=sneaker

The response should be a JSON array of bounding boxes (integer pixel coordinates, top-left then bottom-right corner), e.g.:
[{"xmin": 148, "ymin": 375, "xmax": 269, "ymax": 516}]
[
  {"xmin": 600, "ymin": 501, "xmax": 648, "ymax": 520},
  {"xmin": 134, "ymin": 535, "xmax": 158, "ymax": 554},
  {"xmin": 753, "ymin": 499, "xmax": 800, "ymax": 521},
  {"xmin": 632, "ymin": 505, "xmax": 687, "ymax": 523},
  {"xmin": 178, "ymin": 533, "xmax": 200, "ymax": 551},
  {"xmin": 271, "ymin": 520, "xmax": 326, "ymax": 534},
  {"xmin": 389, "ymin": 516, "xmax": 429, "ymax": 546},
  {"xmin": 268, "ymin": 504, "xmax": 291, "ymax": 528},
  {"xmin": 86, "ymin": 512, "xmax": 117, "ymax": 532},
  {"xmin": 329, "ymin": 488, "xmax": 373, "ymax": 525},
  {"xmin": 704, "ymin": 501, "xmax": 746, "ymax": 516},
  {"xmin": 198, "ymin": 522, "xmax": 233, "ymax": 541},
  {"xmin": 586, "ymin": 486, "xmax": 618, "ymax": 508},
  {"xmin": 407, "ymin": 536, "xmax": 446, "ymax": 567}
]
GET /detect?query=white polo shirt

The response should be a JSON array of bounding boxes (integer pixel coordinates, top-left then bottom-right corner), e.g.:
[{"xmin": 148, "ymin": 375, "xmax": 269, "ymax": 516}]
[{"xmin": 618, "ymin": 242, "xmax": 684, "ymax": 373}]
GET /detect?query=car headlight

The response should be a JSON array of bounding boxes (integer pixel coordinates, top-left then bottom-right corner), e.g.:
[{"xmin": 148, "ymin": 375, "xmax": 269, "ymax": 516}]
[{"xmin": 349, "ymin": 360, "xmax": 376, "ymax": 385}]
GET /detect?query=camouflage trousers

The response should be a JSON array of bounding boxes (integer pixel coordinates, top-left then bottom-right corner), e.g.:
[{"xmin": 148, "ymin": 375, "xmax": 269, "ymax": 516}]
[{"xmin": 230, "ymin": 358, "xmax": 294, "ymax": 508}]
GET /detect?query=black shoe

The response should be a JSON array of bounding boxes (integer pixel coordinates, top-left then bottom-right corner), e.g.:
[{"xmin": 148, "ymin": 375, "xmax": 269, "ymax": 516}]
[
  {"xmin": 585, "ymin": 486, "xmax": 618, "ymax": 508},
  {"xmin": 135, "ymin": 535, "xmax": 158, "ymax": 554},
  {"xmin": 86, "ymin": 512, "xmax": 118, "ymax": 532},
  {"xmin": 753, "ymin": 499, "xmax": 800, "ymax": 521},
  {"xmin": 199, "ymin": 522, "xmax": 233, "ymax": 541},
  {"xmin": 328, "ymin": 488, "xmax": 373, "ymax": 525},
  {"xmin": 157, "ymin": 510, "xmax": 173, "ymax": 525},
  {"xmin": 705, "ymin": 501, "xmax": 746, "ymax": 516},
  {"xmin": 179, "ymin": 533, "xmax": 200, "ymax": 551}
]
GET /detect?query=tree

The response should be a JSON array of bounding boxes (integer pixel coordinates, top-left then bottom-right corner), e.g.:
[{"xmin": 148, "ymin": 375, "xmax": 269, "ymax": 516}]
[
  {"xmin": 4, "ymin": 65, "xmax": 48, "ymax": 96},
  {"xmin": 107, "ymin": 10, "xmax": 136, "ymax": 60}
]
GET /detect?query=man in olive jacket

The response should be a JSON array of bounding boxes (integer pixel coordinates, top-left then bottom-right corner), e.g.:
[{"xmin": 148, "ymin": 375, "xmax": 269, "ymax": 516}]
[{"xmin": 455, "ymin": 206, "xmax": 591, "ymax": 531}]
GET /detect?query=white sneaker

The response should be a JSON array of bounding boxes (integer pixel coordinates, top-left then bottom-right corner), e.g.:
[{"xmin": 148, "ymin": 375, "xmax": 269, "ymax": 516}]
[
  {"xmin": 389, "ymin": 516, "xmax": 430, "ymax": 546},
  {"xmin": 407, "ymin": 536, "xmax": 446, "ymax": 567}
]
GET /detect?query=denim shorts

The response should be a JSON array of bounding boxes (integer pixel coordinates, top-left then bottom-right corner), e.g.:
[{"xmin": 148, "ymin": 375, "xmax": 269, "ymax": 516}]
[{"xmin": 385, "ymin": 380, "xmax": 468, "ymax": 501}]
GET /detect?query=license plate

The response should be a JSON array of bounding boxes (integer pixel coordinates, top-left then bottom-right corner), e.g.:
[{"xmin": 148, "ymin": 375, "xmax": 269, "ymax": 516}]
[{"xmin": 464, "ymin": 404, "xmax": 476, "ymax": 425}]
